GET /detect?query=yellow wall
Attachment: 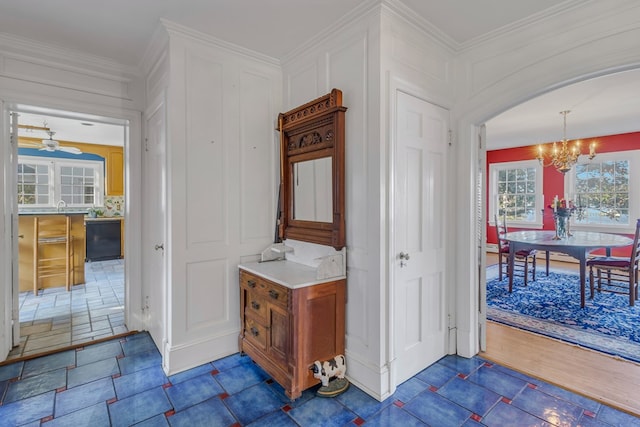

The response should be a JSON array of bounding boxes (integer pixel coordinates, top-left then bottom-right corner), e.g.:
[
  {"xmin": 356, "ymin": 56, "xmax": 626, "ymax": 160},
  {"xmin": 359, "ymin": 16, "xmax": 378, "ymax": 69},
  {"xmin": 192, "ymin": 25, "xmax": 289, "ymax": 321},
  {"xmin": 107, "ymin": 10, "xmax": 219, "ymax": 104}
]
[{"xmin": 19, "ymin": 137, "xmax": 124, "ymax": 196}]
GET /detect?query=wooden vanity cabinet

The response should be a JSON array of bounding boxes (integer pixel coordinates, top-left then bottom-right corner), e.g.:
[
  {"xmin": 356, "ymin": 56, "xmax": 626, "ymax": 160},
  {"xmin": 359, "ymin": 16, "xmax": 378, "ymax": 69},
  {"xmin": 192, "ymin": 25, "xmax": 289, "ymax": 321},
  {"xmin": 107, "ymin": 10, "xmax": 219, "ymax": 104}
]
[{"xmin": 239, "ymin": 268, "xmax": 346, "ymax": 400}]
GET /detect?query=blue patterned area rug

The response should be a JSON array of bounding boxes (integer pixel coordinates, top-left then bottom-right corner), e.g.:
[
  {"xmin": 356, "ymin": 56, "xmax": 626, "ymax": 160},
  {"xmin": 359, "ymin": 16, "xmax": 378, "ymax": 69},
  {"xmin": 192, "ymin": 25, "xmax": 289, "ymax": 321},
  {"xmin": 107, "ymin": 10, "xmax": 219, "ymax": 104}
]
[{"xmin": 486, "ymin": 265, "xmax": 640, "ymax": 363}]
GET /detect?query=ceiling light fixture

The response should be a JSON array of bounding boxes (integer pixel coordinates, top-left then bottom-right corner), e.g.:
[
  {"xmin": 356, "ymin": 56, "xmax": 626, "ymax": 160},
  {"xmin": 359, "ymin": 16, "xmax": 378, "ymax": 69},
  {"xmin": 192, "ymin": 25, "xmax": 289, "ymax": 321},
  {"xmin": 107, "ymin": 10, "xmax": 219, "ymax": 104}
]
[{"xmin": 536, "ymin": 110, "xmax": 597, "ymax": 174}]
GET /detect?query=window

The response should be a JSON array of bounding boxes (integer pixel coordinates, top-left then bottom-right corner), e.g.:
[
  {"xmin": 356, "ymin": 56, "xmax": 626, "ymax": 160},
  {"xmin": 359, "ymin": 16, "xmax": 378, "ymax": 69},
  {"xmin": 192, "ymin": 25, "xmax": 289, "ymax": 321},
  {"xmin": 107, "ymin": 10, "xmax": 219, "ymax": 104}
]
[
  {"xmin": 17, "ymin": 160, "xmax": 50, "ymax": 206},
  {"xmin": 18, "ymin": 155, "xmax": 104, "ymax": 209},
  {"xmin": 567, "ymin": 150, "xmax": 639, "ymax": 232},
  {"xmin": 60, "ymin": 164, "xmax": 97, "ymax": 205},
  {"xmin": 489, "ymin": 160, "xmax": 543, "ymax": 227}
]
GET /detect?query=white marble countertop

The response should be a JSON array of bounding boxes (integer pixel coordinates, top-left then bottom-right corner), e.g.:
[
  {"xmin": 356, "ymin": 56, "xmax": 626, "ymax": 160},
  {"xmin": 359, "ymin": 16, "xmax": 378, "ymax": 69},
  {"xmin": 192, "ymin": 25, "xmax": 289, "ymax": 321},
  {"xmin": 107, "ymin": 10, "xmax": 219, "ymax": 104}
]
[{"xmin": 239, "ymin": 260, "xmax": 345, "ymax": 289}]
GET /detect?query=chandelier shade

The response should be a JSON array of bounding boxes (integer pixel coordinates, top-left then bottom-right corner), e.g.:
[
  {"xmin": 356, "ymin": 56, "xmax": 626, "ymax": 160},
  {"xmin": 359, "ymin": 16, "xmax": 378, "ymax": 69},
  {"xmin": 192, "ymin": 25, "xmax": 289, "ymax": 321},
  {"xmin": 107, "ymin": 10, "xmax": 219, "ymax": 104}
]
[{"xmin": 535, "ymin": 110, "xmax": 596, "ymax": 174}]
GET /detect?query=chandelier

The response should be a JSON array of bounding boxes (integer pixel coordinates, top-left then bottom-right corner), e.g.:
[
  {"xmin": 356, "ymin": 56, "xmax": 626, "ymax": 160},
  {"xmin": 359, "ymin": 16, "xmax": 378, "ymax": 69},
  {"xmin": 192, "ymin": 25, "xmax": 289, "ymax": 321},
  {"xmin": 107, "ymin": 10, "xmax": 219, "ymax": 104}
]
[{"xmin": 536, "ymin": 110, "xmax": 596, "ymax": 174}]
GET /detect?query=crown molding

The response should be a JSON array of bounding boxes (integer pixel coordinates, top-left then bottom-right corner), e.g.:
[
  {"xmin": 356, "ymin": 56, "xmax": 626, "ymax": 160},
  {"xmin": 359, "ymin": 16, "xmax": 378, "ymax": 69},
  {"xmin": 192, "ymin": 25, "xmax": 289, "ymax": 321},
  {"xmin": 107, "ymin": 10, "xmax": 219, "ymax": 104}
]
[
  {"xmin": 281, "ymin": 0, "xmax": 380, "ymax": 64},
  {"xmin": 381, "ymin": 0, "xmax": 593, "ymax": 54},
  {"xmin": 382, "ymin": 0, "xmax": 459, "ymax": 52},
  {"xmin": 457, "ymin": 0, "xmax": 594, "ymax": 52},
  {"xmin": 158, "ymin": 19, "xmax": 281, "ymax": 67},
  {"xmin": 0, "ymin": 32, "xmax": 139, "ymax": 79}
]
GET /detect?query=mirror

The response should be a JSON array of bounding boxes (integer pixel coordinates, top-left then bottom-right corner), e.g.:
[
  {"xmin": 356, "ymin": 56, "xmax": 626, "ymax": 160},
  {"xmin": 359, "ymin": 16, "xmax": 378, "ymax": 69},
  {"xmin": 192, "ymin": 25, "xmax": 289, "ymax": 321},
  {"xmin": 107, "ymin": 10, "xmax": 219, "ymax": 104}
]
[
  {"xmin": 293, "ymin": 157, "xmax": 332, "ymax": 222},
  {"xmin": 278, "ymin": 89, "xmax": 346, "ymax": 249}
]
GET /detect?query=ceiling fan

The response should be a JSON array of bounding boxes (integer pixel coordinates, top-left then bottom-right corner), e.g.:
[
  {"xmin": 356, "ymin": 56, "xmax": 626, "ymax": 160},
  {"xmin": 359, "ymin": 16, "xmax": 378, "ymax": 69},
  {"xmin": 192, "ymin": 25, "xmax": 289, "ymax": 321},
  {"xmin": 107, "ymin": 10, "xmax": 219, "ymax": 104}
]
[
  {"xmin": 39, "ymin": 130, "xmax": 82, "ymax": 154},
  {"xmin": 18, "ymin": 124, "xmax": 83, "ymax": 155}
]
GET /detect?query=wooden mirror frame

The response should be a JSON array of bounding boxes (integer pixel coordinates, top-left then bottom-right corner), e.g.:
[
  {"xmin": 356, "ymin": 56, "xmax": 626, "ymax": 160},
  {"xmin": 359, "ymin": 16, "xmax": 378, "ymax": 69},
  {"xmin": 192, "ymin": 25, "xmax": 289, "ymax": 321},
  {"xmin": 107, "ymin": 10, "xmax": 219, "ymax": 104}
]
[{"xmin": 277, "ymin": 89, "xmax": 347, "ymax": 250}]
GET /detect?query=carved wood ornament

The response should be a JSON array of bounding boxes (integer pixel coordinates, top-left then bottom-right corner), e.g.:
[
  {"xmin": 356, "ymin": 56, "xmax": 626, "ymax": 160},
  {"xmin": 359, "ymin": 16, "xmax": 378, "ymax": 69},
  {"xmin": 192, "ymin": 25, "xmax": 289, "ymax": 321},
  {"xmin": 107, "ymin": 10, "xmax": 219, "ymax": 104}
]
[{"xmin": 277, "ymin": 89, "xmax": 347, "ymax": 249}]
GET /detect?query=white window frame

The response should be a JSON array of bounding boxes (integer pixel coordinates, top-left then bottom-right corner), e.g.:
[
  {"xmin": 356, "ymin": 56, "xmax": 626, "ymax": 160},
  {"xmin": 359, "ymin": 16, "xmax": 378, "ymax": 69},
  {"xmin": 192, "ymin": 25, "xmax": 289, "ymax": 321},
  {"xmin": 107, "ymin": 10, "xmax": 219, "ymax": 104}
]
[
  {"xmin": 17, "ymin": 157, "xmax": 52, "ymax": 207},
  {"xmin": 489, "ymin": 159, "xmax": 544, "ymax": 228},
  {"xmin": 565, "ymin": 149, "xmax": 639, "ymax": 234},
  {"xmin": 18, "ymin": 155, "xmax": 104, "ymax": 209}
]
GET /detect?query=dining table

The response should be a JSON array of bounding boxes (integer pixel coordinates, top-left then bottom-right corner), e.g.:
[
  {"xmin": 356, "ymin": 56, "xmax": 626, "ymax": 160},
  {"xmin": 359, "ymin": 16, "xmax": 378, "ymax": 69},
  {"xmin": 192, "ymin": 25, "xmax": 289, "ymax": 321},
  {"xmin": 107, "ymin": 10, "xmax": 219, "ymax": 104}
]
[{"xmin": 504, "ymin": 230, "xmax": 633, "ymax": 308}]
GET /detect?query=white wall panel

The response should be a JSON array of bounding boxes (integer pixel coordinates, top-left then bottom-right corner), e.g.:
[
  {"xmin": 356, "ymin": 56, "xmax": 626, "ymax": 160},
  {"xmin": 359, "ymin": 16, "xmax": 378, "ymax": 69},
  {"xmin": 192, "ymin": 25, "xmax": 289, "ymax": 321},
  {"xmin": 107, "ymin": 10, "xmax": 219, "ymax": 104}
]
[
  {"xmin": 345, "ymin": 266, "xmax": 369, "ymax": 348},
  {"xmin": 286, "ymin": 62, "xmax": 320, "ymax": 110},
  {"xmin": 328, "ymin": 35, "xmax": 369, "ymax": 254},
  {"xmin": 239, "ymin": 70, "xmax": 277, "ymax": 244},
  {"xmin": 3, "ymin": 57, "xmax": 132, "ymax": 99},
  {"xmin": 185, "ymin": 52, "xmax": 225, "ymax": 246},
  {"xmin": 186, "ymin": 259, "xmax": 228, "ymax": 328},
  {"xmin": 390, "ymin": 33, "xmax": 450, "ymax": 84}
]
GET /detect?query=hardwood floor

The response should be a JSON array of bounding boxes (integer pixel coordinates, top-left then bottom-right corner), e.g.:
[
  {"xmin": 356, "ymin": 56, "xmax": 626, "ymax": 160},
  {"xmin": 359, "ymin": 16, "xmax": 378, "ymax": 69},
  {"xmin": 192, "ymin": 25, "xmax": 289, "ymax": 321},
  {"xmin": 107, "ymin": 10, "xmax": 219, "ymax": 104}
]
[
  {"xmin": 483, "ymin": 252, "xmax": 640, "ymax": 417},
  {"xmin": 482, "ymin": 321, "xmax": 640, "ymax": 417}
]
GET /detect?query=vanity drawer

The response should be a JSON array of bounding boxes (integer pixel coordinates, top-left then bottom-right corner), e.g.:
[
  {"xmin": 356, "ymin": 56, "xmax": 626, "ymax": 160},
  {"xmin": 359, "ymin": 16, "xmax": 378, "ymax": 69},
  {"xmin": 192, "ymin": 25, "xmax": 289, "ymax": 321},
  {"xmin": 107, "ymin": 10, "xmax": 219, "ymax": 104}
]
[
  {"xmin": 244, "ymin": 317, "xmax": 267, "ymax": 350},
  {"xmin": 244, "ymin": 292, "xmax": 267, "ymax": 323},
  {"xmin": 240, "ymin": 271, "xmax": 289, "ymax": 308}
]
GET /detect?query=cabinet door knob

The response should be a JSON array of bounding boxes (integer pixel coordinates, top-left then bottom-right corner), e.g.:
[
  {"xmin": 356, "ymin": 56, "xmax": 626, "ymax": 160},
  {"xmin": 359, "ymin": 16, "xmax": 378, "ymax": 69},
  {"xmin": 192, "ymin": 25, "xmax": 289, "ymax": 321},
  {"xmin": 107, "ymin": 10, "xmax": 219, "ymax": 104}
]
[
  {"xmin": 250, "ymin": 327, "xmax": 259, "ymax": 337},
  {"xmin": 251, "ymin": 301, "xmax": 260, "ymax": 310},
  {"xmin": 268, "ymin": 290, "xmax": 279, "ymax": 300},
  {"xmin": 247, "ymin": 280, "xmax": 256, "ymax": 288},
  {"xmin": 155, "ymin": 243, "xmax": 164, "ymax": 251}
]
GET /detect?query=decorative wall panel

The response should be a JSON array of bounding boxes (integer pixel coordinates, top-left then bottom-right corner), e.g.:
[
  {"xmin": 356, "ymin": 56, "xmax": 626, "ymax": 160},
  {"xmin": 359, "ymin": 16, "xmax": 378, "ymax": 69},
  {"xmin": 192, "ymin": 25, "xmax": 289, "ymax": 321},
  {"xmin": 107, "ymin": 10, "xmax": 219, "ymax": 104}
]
[{"xmin": 185, "ymin": 52, "xmax": 225, "ymax": 246}]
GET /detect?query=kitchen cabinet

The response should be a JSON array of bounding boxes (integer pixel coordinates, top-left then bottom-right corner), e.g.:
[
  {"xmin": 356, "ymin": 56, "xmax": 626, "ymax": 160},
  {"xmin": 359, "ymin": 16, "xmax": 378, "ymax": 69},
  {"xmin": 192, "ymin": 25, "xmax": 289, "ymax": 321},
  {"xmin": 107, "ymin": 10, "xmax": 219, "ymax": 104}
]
[{"xmin": 238, "ymin": 263, "xmax": 346, "ymax": 400}]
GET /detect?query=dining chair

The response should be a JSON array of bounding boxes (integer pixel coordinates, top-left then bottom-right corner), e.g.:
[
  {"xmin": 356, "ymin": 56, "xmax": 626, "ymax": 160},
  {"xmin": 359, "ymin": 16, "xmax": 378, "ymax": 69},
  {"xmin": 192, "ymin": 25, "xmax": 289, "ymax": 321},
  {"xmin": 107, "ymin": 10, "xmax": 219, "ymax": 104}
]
[
  {"xmin": 495, "ymin": 214, "xmax": 537, "ymax": 286},
  {"xmin": 587, "ymin": 218, "xmax": 640, "ymax": 306}
]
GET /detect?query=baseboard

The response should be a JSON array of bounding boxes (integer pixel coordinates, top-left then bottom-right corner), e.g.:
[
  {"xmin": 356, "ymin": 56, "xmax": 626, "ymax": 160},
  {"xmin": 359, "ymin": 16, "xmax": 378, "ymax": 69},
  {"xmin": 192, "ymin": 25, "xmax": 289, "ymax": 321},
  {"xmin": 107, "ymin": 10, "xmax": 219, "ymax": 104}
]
[
  {"xmin": 342, "ymin": 351, "xmax": 392, "ymax": 402},
  {"xmin": 162, "ymin": 330, "xmax": 239, "ymax": 376}
]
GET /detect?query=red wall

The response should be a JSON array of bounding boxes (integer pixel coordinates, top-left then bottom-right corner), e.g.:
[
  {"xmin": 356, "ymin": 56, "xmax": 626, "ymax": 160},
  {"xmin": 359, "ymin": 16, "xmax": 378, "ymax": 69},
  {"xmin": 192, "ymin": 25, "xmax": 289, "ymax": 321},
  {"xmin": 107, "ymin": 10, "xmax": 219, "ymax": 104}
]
[{"xmin": 487, "ymin": 131, "xmax": 640, "ymax": 257}]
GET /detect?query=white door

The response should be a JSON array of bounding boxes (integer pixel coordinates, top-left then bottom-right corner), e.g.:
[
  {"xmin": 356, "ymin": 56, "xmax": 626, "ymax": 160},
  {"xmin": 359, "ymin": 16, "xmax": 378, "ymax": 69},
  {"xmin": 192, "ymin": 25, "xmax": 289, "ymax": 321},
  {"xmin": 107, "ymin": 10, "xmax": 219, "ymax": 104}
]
[
  {"xmin": 393, "ymin": 91, "xmax": 449, "ymax": 384},
  {"xmin": 143, "ymin": 99, "xmax": 167, "ymax": 353}
]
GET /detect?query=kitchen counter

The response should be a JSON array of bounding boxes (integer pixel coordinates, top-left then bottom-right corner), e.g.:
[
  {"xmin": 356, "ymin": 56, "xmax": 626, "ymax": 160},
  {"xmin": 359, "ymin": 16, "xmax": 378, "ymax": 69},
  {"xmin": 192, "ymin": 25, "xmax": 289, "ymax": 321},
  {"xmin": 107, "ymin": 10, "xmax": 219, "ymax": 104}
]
[
  {"xmin": 19, "ymin": 211, "xmax": 87, "ymax": 216},
  {"xmin": 85, "ymin": 216, "xmax": 123, "ymax": 222}
]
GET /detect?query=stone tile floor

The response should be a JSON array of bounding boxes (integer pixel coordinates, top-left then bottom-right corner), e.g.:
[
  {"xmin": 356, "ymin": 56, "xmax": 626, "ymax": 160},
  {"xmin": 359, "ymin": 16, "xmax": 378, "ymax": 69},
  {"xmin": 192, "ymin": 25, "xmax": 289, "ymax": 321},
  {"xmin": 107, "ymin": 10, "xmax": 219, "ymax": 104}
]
[
  {"xmin": 1, "ymin": 331, "xmax": 639, "ymax": 426},
  {"xmin": 8, "ymin": 259, "xmax": 127, "ymax": 360}
]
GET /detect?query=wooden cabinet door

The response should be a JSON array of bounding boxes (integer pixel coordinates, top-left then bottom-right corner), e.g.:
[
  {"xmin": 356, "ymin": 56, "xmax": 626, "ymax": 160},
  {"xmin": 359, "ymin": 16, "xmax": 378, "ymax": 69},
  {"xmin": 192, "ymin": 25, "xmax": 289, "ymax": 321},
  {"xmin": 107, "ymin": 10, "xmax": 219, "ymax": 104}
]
[
  {"xmin": 107, "ymin": 150, "xmax": 124, "ymax": 195},
  {"xmin": 267, "ymin": 303, "xmax": 289, "ymax": 368}
]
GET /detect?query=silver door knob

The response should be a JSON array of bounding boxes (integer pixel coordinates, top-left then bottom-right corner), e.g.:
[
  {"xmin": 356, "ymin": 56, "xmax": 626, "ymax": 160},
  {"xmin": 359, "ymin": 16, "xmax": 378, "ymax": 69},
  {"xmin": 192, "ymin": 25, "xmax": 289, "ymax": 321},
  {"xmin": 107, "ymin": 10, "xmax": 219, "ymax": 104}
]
[
  {"xmin": 154, "ymin": 244, "xmax": 164, "ymax": 250},
  {"xmin": 399, "ymin": 252, "xmax": 410, "ymax": 260}
]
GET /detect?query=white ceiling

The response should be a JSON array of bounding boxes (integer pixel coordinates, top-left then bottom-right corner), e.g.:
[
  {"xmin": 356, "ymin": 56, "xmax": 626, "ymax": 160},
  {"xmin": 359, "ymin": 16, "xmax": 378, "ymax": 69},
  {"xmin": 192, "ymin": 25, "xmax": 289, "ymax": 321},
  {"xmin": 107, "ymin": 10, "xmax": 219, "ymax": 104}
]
[
  {"xmin": 2, "ymin": 0, "xmax": 639, "ymax": 149},
  {"xmin": 0, "ymin": 0, "xmax": 564, "ymax": 67},
  {"xmin": 486, "ymin": 69, "xmax": 640, "ymax": 150}
]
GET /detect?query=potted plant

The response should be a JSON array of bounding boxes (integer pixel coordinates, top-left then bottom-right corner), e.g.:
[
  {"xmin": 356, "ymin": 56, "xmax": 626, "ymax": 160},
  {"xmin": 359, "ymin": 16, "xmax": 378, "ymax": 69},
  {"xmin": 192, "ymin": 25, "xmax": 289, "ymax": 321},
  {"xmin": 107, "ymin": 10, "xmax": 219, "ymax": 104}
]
[{"xmin": 87, "ymin": 207, "xmax": 104, "ymax": 218}]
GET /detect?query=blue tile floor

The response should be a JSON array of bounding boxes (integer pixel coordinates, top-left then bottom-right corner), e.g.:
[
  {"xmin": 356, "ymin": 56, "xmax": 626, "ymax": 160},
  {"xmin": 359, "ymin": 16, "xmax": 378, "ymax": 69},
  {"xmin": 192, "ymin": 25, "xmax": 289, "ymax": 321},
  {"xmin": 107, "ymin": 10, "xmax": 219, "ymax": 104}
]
[{"xmin": 1, "ymin": 332, "xmax": 639, "ymax": 426}]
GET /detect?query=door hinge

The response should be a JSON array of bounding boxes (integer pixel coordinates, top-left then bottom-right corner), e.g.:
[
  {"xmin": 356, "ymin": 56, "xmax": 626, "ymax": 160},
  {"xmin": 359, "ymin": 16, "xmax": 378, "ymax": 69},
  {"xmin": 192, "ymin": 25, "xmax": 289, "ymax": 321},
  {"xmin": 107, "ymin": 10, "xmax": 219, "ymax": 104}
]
[{"xmin": 448, "ymin": 129, "xmax": 453, "ymax": 146}]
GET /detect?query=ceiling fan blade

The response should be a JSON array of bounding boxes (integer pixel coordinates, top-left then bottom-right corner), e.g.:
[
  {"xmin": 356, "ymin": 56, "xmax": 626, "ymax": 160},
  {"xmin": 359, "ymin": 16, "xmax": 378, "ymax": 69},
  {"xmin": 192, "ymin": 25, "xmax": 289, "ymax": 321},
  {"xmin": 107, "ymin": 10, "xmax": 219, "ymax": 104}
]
[
  {"xmin": 19, "ymin": 141, "xmax": 45, "ymax": 148},
  {"xmin": 59, "ymin": 146, "xmax": 83, "ymax": 155}
]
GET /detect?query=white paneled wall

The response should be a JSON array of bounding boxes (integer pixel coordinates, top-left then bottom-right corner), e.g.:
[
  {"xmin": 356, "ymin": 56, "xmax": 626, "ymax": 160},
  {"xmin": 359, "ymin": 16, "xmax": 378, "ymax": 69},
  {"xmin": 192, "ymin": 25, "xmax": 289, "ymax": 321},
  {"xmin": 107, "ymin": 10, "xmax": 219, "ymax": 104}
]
[
  {"xmin": 144, "ymin": 25, "xmax": 282, "ymax": 375},
  {"xmin": 282, "ymin": 6, "xmax": 456, "ymax": 400}
]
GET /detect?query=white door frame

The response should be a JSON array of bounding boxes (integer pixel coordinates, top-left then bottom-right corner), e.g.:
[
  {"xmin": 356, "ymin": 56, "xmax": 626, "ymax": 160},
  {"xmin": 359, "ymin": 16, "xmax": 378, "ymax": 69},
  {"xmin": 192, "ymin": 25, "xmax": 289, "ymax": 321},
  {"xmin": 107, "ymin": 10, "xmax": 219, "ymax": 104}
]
[
  {"xmin": 142, "ymin": 93, "xmax": 168, "ymax": 358},
  {"xmin": 477, "ymin": 124, "xmax": 487, "ymax": 352},
  {"xmin": 0, "ymin": 98, "xmax": 144, "ymax": 359},
  {"xmin": 388, "ymin": 80, "xmax": 451, "ymax": 391}
]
